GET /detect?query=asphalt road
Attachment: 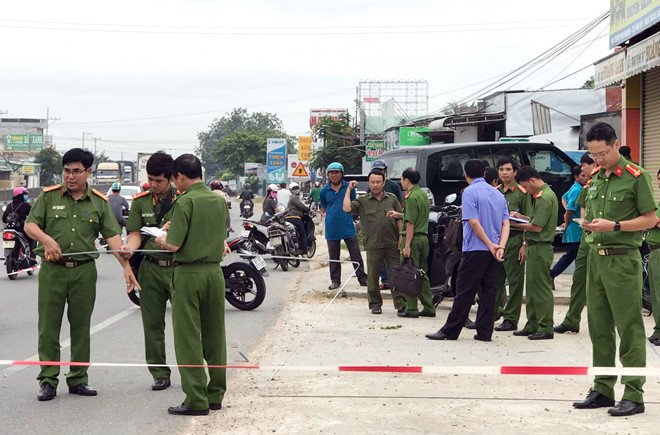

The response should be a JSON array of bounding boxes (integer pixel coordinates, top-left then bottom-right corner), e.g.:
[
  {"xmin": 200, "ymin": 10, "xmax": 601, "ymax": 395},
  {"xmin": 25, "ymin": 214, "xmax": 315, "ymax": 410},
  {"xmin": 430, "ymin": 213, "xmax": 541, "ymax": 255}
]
[{"xmin": 0, "ymin": 197, "xmax": 296, "ymax": 434}]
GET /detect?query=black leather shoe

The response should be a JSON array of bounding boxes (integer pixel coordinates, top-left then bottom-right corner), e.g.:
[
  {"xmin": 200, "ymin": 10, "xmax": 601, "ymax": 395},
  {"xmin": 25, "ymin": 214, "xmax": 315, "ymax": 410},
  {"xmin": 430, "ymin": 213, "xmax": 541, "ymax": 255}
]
[
  {"xmin": 554, "ymin": 324, "xmax": 579, "ymax": 334},
  {"xmin": 528, "ymin": 332, "xmax": 553, "ymax": 340},
  {"xmin": 371, "ymin": 307, "xmax": 382, "ymax": 314},
  {"xmin": 425, "ymin": 331, "xmax": 449, "ymax": 340},
  {"xmin": 397, "ymin": 306, "xmax": 406, "ymax": 314},
  {"xmin": 573, "ymin": 389, "xmax": 615, "ymax": 409},
  {"xmin": 494, "ymin": 320, "xmax": 517, "ymax": 332},
  {"xmin": 648, "ymin": 336, "xmax": 660, "ymax": 346},
  {"xmin": 464, "ymin": 318, "xmax": 476, "ymax": 329},
  {"xmin": 328, "ymin": 282, "xmax": 340, "ymax": 290},
  {"xmin": 209, "ymin": 403, "xmax": 222, "ymax": 411},
  {"xmin": 358, "ymin": 279, "xmax": 368, "ymax": 287},
  {"xmin": 151, "ymin": 378, "xmax": 171, "ymax": 391},
  {"xmin": 474, "ymin": 334, "xmax": 491, "ymax": 342},
  {"xmin": 419, "ymin": 310, "xmax": 436, "ymax": 317},
  {"xmin": 397, "ymin": 311, "xmax": 419, "ymax": 318},
  {"xmin": 608, "ymin": 399, "xmax": 644, "ymax": 416},
  {"xmin": 68, "ymin": 383, "xmax": 97, "ymax": 396},
  {"xmin": 167, "ymin": 404, "xmax": 209, "ymax": 416},
  {"xmin": 37, "ymin": 383, "xmax": 56, "ymax": 401},
  {"xmin": 512, "ymin": 329, "xmax": 533, "ymax": 336}
]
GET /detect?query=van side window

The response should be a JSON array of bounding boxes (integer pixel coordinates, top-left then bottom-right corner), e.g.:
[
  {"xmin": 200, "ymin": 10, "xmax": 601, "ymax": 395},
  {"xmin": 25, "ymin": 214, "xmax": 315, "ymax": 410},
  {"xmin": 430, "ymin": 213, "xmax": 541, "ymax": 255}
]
[
  {"xmin": 528, "ymin": 149, "xmax": 571, "ymax": 176},
  {"xmin": 492, "ymin": 147, "xmax": 523, "ymax": 167},
  {"xmin": 473, "ymin": 148, "xmax": 493, "ymax": 168},
  {"xmin": 439, "ymin": 150, "xmax": 472, "ymax": 180}
]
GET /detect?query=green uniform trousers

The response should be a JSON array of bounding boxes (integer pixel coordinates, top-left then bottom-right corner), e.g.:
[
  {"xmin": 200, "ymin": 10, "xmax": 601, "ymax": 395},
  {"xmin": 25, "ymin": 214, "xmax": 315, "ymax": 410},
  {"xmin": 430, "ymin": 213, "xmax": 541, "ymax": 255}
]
[
  {"xmin": 172, "ymin": 264, "xmax": 227, "ymax": 410},
  {"xmin": 400, "ymin": 236, "xmax": 435, "ymax": 315},
  {"xmin": 37, "ymin": 261, "xmax": 97, "ymax": 388},
  {"xmin": 496, "ymin": 233, "xmax": 525, "ymax": 323},
  {"xmin": 587, "ymin": 250, "xmax": 646, "ymax": 402},
  {"xmin": 138, "ymin": 259, "xmax": 174, "ymax": 381},
  {"xmin": 649, "ymin": 249, "xmax": 660, "ymax": 339},
  {"xmin": 559, "ymin": 240, "xmax": 589, "ymax": 331},
  {"xmin": 522, "ymin": 243, "xmax": 554, "ymax": 334},
  {"xmin": 366, "ymin": 248, "xmax": 406, "ymax": 310}
]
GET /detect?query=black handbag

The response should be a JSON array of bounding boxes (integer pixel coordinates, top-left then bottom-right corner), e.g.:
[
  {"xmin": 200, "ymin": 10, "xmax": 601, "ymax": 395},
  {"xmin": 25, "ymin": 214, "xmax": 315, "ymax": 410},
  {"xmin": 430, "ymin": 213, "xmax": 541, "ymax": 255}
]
[{"xmin": 389, "ymin": 257, "xmax": 426, "ymax": 297}]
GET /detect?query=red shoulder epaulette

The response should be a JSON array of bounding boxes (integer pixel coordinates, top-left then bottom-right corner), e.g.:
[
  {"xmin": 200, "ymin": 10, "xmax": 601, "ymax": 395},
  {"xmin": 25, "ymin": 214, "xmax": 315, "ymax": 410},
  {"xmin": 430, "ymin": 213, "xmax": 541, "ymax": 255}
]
[
  {"xmin": 626, "ymin": 164, "xmax": 642, "ymax": 178},
  {"xmin": 583, "ymin": 179, "xmax": 591, "ymax": 189},
  {"xmin": 518, "ymin": 185, "xmax": 527, "ymax": 194},
  {"xmin": 132, "ymin": 190, "xmax": 150, "ymax": 200},
  {"xmin": 591, "ymin": 166, "xmax": 601, "ymax": 176},
  {"xmin": 533, "ymin": 191, "xmax": 543, "ymax": 199},
  {"xmin": 91, "ymin": 189, "xmax": 109, "ymax": 201},
  {"xmin": 42, "ymin": 184, "xmax": 62, "ymax": 192}
]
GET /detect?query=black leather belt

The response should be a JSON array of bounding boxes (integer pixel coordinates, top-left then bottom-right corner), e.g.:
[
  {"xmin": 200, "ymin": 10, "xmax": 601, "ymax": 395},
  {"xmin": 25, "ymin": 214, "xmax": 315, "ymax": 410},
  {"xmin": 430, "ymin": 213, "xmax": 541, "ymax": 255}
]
[
  {"xmin": 171, "ymin": 261, "xmax": 218, "ymax": 267},
  {"xmin": 596, "ymin": 248, "xmax": 632, "ymax": 256},
  {"xmin": 526, "ymin": 240, "xmax": 551, "ymax": 245},
  {"xmin": 649, "ymin": 244, "xmax": 660, "ymax": 252},
  {"xmin": 50, "ymin": 258, "xmax": 94, "ymax": 268},
  {"xmin": 144, "ymin": 256, "xmax": 175, "ymax": 267}
]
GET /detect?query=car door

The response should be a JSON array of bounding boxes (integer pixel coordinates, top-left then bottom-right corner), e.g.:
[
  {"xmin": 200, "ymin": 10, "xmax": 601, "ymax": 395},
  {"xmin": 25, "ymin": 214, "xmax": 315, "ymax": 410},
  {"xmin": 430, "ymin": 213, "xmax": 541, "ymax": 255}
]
[
  {"xmin": 522, "ymin": 147, "xmax": 574, "ymax": 224},
  {"xmin": 426, "ymin": 148, "xmax": 471, "ymax": 205}
]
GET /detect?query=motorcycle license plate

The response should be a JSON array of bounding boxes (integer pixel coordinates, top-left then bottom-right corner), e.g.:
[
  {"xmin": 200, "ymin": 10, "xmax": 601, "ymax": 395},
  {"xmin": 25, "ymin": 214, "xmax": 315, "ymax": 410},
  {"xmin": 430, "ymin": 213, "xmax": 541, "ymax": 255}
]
[
  {"xmin": 3, "ymin": 240, "xmax": 15, "ymax": 249},
  {"xmin": 251, "ymin": 255, "xmax": 266, "ymax": 271},
  {"xmin": 270, "ymin": 237, "xmax": 282, "ymax": 247},
  {"xmin": 241, "ymin": 230, "xmax": 251, "ymax": 238}
]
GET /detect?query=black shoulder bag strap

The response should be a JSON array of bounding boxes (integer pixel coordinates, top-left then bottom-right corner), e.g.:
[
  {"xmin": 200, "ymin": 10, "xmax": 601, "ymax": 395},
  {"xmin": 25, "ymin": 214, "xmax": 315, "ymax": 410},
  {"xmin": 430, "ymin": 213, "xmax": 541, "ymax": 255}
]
[{"xmin": 129, "ymin": 192, "xmax": 175, "ymax": 272}]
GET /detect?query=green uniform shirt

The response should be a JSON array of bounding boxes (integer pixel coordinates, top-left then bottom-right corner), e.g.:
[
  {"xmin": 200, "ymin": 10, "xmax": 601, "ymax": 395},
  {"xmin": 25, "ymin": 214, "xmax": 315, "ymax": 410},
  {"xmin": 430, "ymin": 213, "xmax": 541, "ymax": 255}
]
[
  {"xmin": 166, "ymin": 182, "xmax": 228, "ymax": 263},
  {"xmin": 577, "ymin": 185, "xmax": 588, "ymax": 209},
  {"xmin": 645, "ymin": 203, "xmax": 660, "ymax": 246},
  {"xmin": 584, "ymin": 157, "xmax": 656, "ymax": 249},
  {"xmin": 401, "ymin": 185, "xmax": 429, "ymax": 237},
  {"xmin": 126, "ymin": 187, "xmax": 177, "ymax": 260},
  {"xmin": 499, "ymin": 182, "xmax": 532, "ymax": 233},
  {"xmin": 525, "ymin": 184, "xmax": 558, "ymax": 243},
  {"xmin": 26, "ymin": 183, "xmax": 121, "ymax": 261},
  {"xmin": 351, "ymin": 191, "xmax": 402, "ymax": 250}
]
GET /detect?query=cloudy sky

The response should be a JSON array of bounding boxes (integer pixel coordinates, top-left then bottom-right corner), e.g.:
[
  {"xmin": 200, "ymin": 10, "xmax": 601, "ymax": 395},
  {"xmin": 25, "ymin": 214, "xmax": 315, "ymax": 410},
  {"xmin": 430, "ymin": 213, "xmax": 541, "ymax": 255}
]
[{"xmin": 1, "ymin": 0, "xmax": 612, "ymax": 160}]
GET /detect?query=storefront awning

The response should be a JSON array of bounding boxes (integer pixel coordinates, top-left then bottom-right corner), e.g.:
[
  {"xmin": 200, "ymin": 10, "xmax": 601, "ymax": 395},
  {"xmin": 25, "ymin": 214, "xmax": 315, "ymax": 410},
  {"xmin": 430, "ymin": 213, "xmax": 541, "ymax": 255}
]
[{"xmin": 594, "ymin": 32, "xmax": 660, "ymax": 88}]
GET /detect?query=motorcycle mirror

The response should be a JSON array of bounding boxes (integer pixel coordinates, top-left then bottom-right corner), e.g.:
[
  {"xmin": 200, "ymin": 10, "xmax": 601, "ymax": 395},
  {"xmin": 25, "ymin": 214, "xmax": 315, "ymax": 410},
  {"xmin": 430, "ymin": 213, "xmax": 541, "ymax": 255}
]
[{"xmin": 444, "ymin": 193, "xmax": 457, "ymax": 204}]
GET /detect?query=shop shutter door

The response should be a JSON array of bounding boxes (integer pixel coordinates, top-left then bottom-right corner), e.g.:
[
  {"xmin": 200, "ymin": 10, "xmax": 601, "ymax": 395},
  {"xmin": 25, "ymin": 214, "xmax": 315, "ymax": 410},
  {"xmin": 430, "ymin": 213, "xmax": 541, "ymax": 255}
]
[{"xmin": 643, "ymin": 68, "xmax": 660, "ymax": 198}]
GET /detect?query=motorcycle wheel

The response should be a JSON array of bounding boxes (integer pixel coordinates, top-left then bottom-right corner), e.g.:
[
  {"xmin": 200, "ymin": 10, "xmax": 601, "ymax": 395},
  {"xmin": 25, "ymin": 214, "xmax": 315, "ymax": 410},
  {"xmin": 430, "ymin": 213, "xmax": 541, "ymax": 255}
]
[
  {"xmin": 306, "ymin": 240, "xmax": 317, "ymax": 258},
  {"xmin": 6, "ymin": 254, "xmax": 16, "ymax": 280},
  {"xmin": 275, "ymin": 246, "xmax": 289, "ymax": 271},
  {"xmin": 289, "ymin": 258, "xmax": 300, "ymax": 268},
  {"xmin": 224, "ymin": 262, "xmax": 266, "ymax": 310}
]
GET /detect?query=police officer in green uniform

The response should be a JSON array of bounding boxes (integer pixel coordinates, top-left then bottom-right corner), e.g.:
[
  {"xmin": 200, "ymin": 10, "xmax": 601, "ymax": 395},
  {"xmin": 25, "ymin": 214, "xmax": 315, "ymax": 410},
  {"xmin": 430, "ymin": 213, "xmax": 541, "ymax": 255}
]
[
  {"xmin": 510, "ymin": 165, "xmax": 557, "ymax": 340},
  {"xmin": 121, "ymin": 152, "xmax": 176, "ymax": 391},
  {"xmin": 573, "ymin": 122, "xmax": 656, "ymax": 417},
  {"xmin": 343, "ymin": 169, "xmax": 405, "ymax": 314},
  {"xmin": 647, "ymin": 168, "xmax": 660, "ymax": 346},
  {"xmin": 387, "ymin": 168, "xmax": 435, "ymax": 318},
  {"xmin": 155, "ymin": 154, "xmax": 229, "ymax": 416},
  {"xmin": 554, "ymin": 155, "xmax": 597, "ymax": 334},
  {"xmin": 24, "ymin": 148, "xmax": 139, "ymax": 402},
  {"xmin": 494, "ymin": 157, "xmax": 532, "ymax": 331}
]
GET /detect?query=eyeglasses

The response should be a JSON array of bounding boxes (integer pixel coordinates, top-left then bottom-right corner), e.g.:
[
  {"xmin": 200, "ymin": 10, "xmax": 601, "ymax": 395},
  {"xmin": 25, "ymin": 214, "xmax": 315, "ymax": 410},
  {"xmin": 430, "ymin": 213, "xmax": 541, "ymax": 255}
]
[
  {"xmin": 63, "ymin": 168, "xmax": 87, "ymax": 176},
  {"xmin": 587, "ymin": 146, "xmax": 613, "ymax": 160}
]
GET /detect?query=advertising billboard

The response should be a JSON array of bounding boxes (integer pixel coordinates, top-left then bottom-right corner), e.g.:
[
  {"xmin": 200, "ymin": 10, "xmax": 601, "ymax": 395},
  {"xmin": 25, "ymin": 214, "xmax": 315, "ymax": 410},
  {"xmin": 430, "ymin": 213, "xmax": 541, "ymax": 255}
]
[
  {"xmin": 399, "ymin": 127, "xmax": 431, "ymax": 146},
  {"xmin": 309, "ymin": 108, "xmax": 348, "ymax": 129},
  {"xmin": 298, "ymin": 136, "xmax": 313, "ymax": 161},
  {"xmin": 3, "ymin": 134, "xmax": 44, "ymax": 152},
  {"xmin": 365, "ymin": 140, "xmax": 385, "ymax": 162},
  {"xmin": 266, "ymin": 138, "xmax": 287, "ymax": 183},
  {"xmin": 610, "ymin": 0, "xmax": 660, "ymax": 48}
]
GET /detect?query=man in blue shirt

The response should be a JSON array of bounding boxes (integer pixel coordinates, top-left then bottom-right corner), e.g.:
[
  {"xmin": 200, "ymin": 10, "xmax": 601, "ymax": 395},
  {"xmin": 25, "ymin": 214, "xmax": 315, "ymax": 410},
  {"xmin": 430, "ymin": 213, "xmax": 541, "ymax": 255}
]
[
  {"xmin": 426, "ymin": 160, "xmax": 510, "ymax": 341},
  {"xmin": 320, "ymin": 162, "xmax": 367, "ymax": 290},
  {"xmin": 550, "ymin": 165, "xmax": 588, "ymax": 288}
]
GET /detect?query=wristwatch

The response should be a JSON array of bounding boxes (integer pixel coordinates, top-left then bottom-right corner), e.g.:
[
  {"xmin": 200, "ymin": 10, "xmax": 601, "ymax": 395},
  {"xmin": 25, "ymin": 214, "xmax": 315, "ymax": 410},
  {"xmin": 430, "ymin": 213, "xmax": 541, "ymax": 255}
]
[{"xmin": 613, "ymin": 221, "xmax": 621, "ymax": 231}]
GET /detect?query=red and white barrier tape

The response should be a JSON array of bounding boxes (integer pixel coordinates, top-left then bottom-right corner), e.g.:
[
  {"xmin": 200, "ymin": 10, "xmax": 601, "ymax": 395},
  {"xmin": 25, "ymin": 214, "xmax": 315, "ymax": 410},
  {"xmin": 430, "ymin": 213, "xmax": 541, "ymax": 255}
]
[{"xmin": 1, "ymin": 360, "xmax": 659, "ymax": 376}]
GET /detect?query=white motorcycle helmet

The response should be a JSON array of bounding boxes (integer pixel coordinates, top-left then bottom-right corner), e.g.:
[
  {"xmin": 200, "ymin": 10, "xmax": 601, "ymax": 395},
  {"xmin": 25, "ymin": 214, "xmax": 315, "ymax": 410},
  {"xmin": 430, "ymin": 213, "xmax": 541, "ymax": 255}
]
[
  {"xmin": 289, "ymin": 182, "xmax": 300, "ymax": 191},
  {"xmin": 267, "ymin": 183, "xmax": 279, "ymax": 192}
]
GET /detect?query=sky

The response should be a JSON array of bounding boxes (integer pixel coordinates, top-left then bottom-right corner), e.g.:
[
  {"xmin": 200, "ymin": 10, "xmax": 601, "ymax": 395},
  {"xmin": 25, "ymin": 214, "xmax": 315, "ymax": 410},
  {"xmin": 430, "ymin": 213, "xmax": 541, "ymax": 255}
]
[{"xmin": 0, "ymin": 0, "xmax": 613, "ymax": 161}]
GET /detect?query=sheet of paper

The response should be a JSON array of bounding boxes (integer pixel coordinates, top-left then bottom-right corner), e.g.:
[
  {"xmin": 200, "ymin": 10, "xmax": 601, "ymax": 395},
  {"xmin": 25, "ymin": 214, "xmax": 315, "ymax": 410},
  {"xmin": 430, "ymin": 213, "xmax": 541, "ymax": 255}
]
[
  {"xmin": 572, "ymin": 218, "xmax": 584, "ymax": 225},
  {"xmin": 509, "ymin": 216, "xmax": 530, "ymax": 224},
  {"xmin": 140, "ymin": 226, "xmax": 165, "ymax": 238}
]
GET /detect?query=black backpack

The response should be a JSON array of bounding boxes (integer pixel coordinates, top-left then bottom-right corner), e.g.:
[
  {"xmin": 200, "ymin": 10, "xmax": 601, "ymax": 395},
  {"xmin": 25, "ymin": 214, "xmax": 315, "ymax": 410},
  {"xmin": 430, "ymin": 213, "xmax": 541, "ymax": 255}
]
[{"xmin": 4, "ymin": 203, "xmax": 27, "ymax": 229}]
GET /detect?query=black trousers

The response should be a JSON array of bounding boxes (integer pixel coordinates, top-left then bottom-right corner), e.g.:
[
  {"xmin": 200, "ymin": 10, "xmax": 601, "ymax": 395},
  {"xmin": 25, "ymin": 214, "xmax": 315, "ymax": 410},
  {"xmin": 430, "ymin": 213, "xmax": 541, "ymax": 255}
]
[
  {"xmin": 327, "ymin": 237, "xmax": 367, "ymax": 284},
  {"xmin": 441, "ymin": 251, "xmax": 501, "ymax": 340},
  {"xmin": 286, "ymin": 217, "xmax": 308, "ymax": 252}
]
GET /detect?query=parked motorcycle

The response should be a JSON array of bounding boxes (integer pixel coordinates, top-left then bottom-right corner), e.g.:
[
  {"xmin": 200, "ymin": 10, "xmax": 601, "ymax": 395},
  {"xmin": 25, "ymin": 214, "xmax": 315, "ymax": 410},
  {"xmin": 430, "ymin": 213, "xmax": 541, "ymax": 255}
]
[
  {"xmin": 2, "ymin": 229, "xmax": 36, "ymax": 280},
  {"xmin": 266, "ymin": 210, "xmax": 316, "ymax": 271},
  {"xmin": 127, "ymin": 257, "xmax": 267, "ymax": 311},
  {"xmin": 240, "ymin": 199, "xmax": 254, "ymax": 219}
]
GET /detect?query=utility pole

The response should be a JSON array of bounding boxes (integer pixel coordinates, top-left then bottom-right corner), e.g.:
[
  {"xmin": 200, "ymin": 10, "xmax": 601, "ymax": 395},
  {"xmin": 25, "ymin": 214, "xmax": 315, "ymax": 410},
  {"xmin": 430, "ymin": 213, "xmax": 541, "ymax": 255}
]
[
  {"xmin": 81, "ymin": 132, "xmax": 93, "ymax": 148},
  {"xmin": 93, "ymin": 137, "xmax": 101, "ymax": 156},
  {"xmin": 45, "ymin": 107, "xmax": 60, "ymax": 147}
]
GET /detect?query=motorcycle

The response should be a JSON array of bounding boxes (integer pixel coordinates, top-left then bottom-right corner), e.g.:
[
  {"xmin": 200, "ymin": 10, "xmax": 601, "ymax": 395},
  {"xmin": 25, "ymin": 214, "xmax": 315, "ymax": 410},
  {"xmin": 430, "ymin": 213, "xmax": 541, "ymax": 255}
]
[
  {"xmin": 127, "ymin": 257, "xmax": 267, "ymax": 311},
  {"xmin": 641, "ymin": 241, "xmax": 653, "ymax": 314},
  {"xmin": 265, "ymin": 210, "xmax": 316, "ymax": 271},
  {"xmin": 2, "ymin": 229, "xmax": 36, "ymax": 280},
  {"xmin": 240, "ymin": 199, "xmax": 254, "ymax": 219}
]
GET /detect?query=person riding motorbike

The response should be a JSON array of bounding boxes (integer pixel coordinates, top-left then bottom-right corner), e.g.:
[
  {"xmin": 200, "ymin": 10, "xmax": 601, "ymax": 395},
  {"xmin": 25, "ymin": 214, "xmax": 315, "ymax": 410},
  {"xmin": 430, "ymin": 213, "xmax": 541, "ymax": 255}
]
[
  {"xmin": 285, "ymin": 182, "xmax": 311, "ymax": 255},
  {"xmin": 210, "ymin": 180, "xmax": 233, "ymax": 232},
  {"xmin": 2, "ymin": 186, "xmax": 36, "ymax": 260},
  {"xmin": 239, "ymin": 186, "xmax": 255, "ymax": 217},
  {"xmin": 108, "ymin": 182, "xmax": 130, "ymax": 227},
  {"xmin": 262, "ymin": 184, "xmax": 279, "ymax": 221}
]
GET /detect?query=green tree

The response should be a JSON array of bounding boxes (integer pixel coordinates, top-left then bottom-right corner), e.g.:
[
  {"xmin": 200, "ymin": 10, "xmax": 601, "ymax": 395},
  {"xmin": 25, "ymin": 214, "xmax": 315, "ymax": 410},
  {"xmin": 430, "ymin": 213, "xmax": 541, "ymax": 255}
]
[
  {"xmin": 196, "ymin": 108, "xmax": 293, "ymax": 177},
  {"xmin": 243, "ymin": 175, "xmax": 260, "ymax": 193},
  {"xmin": 311, "ymin": 113, "xmax": 363, "ymax": 174},
  {"xmin": 34, "ymin": 147, "xmax": 63, "ymax": 186},
  {"xmin": 582, "ymin": 76, "xmax": 595, "ymax": 89}
]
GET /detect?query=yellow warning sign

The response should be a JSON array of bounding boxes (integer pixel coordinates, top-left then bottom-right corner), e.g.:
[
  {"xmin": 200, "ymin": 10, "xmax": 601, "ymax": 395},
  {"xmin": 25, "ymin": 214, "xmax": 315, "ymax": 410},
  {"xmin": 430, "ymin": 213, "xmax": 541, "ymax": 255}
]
[{"xmin": 292, "ymin": 162, "xmax": 309, "ymax": 177}]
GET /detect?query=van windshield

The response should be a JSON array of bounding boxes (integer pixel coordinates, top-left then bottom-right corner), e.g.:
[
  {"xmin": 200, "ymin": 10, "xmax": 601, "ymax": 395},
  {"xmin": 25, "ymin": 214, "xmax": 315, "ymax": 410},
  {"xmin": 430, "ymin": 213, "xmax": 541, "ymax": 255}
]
[{"xmin": 382, "ymin": 154, "xmax": 418, "ymax": 179}]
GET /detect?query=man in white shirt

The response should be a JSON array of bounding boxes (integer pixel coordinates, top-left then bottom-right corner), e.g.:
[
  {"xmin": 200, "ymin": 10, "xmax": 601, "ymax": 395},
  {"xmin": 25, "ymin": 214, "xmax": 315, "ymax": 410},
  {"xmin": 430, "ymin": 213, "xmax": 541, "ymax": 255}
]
[{"xmin": 277, "ymin": 183, "xmax": 291, "ymax": 209}]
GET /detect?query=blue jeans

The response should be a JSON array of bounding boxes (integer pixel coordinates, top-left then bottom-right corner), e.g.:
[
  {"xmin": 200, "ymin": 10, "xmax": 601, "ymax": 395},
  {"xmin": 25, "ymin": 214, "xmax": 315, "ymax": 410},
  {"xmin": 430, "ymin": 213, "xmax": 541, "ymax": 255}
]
[{"xmin": 550, "ymin": 242, "xmax": 580, "ymax": 279}]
